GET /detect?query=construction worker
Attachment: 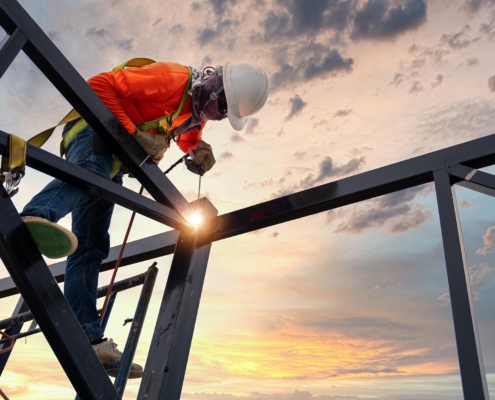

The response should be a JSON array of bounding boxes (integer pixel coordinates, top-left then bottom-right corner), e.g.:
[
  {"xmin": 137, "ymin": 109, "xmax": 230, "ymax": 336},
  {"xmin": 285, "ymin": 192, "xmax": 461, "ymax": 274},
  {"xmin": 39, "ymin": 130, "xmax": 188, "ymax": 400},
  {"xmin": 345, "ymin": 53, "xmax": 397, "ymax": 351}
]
[{"xmin": 19, "ymin": 61, "xmax": 269, "ymax": 378}]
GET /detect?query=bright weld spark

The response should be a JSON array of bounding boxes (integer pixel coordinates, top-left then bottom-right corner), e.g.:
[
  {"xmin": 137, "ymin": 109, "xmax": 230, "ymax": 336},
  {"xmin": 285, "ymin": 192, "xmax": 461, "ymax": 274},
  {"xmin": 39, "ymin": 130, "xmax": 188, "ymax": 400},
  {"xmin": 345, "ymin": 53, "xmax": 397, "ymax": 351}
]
[{"xmin": 189, "ymin": 211, "xmax": 204, "ymax": 228}]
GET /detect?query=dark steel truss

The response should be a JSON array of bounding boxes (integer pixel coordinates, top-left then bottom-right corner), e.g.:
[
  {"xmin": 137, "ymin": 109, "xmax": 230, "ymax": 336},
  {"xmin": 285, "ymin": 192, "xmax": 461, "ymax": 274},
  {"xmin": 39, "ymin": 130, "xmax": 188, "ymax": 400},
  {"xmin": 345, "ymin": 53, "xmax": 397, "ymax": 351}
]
[{"xmin": 0, "ymin": 0, "xmax": 494, "ymax": 399}]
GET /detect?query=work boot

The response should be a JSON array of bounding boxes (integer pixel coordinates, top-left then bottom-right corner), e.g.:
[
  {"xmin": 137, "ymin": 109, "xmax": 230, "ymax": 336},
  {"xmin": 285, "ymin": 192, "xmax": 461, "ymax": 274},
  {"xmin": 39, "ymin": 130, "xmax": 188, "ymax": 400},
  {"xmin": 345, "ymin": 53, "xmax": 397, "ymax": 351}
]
[
  {"xmin": 22, "ymin": 216, "xmax": 78, "ymax": 259},
  {"xmin": 92, "ymin": 338, "xmax": 144, "ymax": 379}
]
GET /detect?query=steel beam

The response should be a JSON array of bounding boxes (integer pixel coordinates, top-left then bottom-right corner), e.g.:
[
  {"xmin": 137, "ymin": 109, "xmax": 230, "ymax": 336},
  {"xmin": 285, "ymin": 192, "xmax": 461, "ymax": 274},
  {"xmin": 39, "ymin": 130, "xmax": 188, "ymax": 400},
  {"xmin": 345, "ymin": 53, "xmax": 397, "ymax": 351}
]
[
  {"xmin": 208, "ymin": 134, "xmax": 495, "ymax": 241},
  {"xmin": 0, "ymin": 229, "xmax": 179, "ymax": 298},
  {"xmin": 138, "ymin": 198, "xmax": 218, "ymax": 400},
  {"xmin": 0, "ymin": 0, "xmax": 190, "ymax": 216},
  {"xmin": 0, "ymin": 185, "xmax": 120, "ymax": 399},
  {"xmin": 434, "ymin": 168, "xmax": 488, "ymax": 399},
  {"xmin": 449, "ymin": 164, "xmax": 495, "ymax": 199},
  {"xmin": 0, "ymin": 28, "xmax": 26, "ymax": 78},
  {"xmin": 0, "ymin": 297, "xmax": 28, "ymax": 375},
  {"xmin": 0, "ymin": 131, "xmax": 190, "ymax": 232}
]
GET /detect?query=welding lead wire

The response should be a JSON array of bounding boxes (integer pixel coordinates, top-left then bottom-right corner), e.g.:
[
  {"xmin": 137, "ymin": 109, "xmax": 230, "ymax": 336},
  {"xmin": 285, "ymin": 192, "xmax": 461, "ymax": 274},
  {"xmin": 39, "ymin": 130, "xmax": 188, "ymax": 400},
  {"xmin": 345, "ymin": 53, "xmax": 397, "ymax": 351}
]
[{"xmin": 99, "ymin": 185, "xmax": 144, "ymax": 323}]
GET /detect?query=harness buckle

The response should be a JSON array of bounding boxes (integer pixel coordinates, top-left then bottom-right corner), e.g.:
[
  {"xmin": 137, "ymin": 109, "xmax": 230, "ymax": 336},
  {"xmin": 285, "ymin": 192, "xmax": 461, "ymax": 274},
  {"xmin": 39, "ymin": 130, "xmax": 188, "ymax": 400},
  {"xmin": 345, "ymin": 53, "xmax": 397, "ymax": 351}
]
[{"xmin": 3, "ymin": 167, "xmax": 24, "ymax": 197}]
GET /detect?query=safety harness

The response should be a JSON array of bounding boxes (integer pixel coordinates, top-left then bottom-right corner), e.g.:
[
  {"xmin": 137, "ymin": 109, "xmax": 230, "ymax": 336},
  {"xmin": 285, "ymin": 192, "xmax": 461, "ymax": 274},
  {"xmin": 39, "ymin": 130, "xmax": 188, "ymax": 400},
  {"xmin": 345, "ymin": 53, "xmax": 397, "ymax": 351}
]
[{"xmin": 0, "ymin": 58, "xmax": 193, "ymax": 195}]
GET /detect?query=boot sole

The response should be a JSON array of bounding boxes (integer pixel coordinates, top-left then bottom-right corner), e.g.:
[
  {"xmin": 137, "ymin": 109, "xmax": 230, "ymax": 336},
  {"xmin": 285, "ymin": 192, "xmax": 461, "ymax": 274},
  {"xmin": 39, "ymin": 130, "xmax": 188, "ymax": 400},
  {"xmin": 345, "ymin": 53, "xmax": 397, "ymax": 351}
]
[
  {"xmin": 104, "ymin": 362, "xmax": 143, "ymax": 379},
  {"xmin": 22, "ymin": 216, "xmax": 78, "ymax": 259}
]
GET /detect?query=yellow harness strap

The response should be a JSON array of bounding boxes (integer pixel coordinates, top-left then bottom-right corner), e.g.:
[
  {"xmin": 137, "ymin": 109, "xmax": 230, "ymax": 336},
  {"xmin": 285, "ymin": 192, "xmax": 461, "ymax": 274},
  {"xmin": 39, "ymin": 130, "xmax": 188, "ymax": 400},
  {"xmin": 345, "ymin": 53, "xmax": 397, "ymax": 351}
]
[{"xmin": 0, "ymin": 134, "xmax": 27, "ymax": 183}]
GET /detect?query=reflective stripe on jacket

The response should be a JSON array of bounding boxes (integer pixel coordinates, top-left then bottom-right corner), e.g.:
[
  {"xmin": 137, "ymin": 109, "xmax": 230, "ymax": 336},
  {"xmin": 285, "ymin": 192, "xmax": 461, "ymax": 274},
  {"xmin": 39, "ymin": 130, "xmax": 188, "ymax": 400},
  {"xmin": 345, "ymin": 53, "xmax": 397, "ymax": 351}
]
[{"xmin": 87, "ymin": 61, "xmax": 205, "ymax": 153}]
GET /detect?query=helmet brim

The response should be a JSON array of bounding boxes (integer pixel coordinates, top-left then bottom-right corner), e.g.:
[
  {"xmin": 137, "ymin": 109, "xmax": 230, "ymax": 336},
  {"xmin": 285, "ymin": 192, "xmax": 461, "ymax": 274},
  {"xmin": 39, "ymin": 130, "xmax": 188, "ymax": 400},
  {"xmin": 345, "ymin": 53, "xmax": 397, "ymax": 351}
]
[{"xmin": 227, "ymin": 110, "xmax": 246, "ymax": 131}]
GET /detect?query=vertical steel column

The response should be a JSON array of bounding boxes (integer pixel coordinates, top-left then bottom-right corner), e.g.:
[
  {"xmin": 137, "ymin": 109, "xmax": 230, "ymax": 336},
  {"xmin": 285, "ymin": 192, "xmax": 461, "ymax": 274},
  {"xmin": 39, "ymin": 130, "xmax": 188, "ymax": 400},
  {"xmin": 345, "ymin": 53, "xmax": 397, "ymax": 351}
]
[
  {"xmin": 0, "ymin": 296, "xmax": 28, "ymax": 375},
  {"xmin": 138, "ymin": 198, "xmax": 218, "ymax": 400},
  {"xmin": 434, "ymin": 168, "xmax": 489, "ymax": 399},
  {"xmin": 114, "ymin": 264, "xmax": 158, "ymax": 396},
  {"xmin": 0, "ymin": 29, "xmax": 26, "ymax": 78},
  {"xmin": 0, "ymin": 185, "xmax": 120, "ymax": 400}
]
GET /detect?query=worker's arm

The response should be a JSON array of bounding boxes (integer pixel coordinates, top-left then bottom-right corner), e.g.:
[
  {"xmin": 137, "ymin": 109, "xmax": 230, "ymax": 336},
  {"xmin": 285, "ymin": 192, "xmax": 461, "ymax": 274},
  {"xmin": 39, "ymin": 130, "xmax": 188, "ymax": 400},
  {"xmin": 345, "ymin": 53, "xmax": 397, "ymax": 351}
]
[
  {"xmin": 87, "ymin": 62, "xmax": 189, "ymax": 134},
  {"xmin": 176, "ymin": 122, "xmax": 206, "ymax": 153}
]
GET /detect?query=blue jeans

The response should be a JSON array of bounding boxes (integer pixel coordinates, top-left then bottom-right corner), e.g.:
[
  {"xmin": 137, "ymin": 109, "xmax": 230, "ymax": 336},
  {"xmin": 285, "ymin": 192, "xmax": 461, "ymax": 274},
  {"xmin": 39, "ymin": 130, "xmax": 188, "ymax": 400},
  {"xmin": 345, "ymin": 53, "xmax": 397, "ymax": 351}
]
[{"xmin": 21, "ymin": 125, "xmax": 123, "ymax": 342}]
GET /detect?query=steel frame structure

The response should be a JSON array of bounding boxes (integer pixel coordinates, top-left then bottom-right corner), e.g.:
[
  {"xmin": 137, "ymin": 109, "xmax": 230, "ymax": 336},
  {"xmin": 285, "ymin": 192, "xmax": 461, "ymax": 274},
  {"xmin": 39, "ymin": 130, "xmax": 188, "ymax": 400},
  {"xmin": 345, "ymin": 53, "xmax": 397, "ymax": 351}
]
[{"xmin": 0, "ymin": 0, "xmax": 494, "ymax": 399}]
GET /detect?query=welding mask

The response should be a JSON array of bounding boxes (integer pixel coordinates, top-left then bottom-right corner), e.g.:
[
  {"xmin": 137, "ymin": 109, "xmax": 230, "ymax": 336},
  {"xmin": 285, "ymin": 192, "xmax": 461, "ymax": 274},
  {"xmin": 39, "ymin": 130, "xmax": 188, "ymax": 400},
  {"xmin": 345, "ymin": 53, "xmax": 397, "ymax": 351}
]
[{"xmin": 198, "ymin": 73, "xmax": 228, "ymax": 121}]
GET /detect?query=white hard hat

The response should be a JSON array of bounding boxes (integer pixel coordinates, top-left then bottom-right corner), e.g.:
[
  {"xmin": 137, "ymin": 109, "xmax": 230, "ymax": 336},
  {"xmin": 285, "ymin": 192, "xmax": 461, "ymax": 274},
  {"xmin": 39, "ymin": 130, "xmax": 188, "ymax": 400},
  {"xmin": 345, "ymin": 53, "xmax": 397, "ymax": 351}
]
[{"xmin": 223, "ymin": 62, "xmax": 269, "ymax": 131}]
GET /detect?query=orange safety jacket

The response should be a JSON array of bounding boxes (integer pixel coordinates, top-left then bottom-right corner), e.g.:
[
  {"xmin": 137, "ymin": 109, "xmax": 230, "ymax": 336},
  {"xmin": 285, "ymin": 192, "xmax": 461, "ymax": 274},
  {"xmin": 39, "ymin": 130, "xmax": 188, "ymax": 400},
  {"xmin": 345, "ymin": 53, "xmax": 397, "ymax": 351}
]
[{"xmin": 87, "ymin": 61, "xmax": 205, "ymax": 154}]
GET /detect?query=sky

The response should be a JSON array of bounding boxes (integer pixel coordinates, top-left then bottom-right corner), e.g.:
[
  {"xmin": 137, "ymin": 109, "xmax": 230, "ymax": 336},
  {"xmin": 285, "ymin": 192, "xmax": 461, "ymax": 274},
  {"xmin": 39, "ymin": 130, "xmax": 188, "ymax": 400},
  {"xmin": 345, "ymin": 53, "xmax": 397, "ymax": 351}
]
[{"xmin": 1, "ymin": 0, "xmax": 495, "ymax": 399}]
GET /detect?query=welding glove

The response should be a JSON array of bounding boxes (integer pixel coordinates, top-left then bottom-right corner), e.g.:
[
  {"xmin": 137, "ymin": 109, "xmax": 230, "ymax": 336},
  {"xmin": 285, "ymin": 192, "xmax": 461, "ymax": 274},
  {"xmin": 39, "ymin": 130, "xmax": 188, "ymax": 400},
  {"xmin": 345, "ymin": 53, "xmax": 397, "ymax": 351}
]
[
  {"xmin": 133, "ymin": 129, "xmax": 169, "ymax": 164},
  {"xmin": 186, "ymin": 140, "xmax": 216, "ymax": 175}
]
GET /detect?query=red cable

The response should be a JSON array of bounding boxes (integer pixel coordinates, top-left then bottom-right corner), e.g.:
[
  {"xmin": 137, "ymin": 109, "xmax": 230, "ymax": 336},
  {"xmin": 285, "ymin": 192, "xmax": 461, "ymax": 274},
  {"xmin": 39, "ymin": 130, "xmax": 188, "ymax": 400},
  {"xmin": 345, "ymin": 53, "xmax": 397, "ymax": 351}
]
[
  {"xmin": 0, "ymin": 388, "xmax": 10, "ymax": 400},
  {"xmin": 0, "ymin": 331, "xmax": 14, "ymax": 400},
  {"xmin": 0, "ymin": 330, "xmax": 15, "ymax": 355},
  {"xmin": 99, "ymin": 185, "xmax": 144, "ymax": 323}
]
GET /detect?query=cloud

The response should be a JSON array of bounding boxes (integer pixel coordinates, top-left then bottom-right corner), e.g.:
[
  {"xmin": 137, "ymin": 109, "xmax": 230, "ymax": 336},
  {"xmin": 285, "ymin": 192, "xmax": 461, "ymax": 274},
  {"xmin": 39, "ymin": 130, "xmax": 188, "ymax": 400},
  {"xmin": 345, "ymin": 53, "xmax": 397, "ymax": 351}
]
[
  {"xmin": 48, "ymin": 30, "xmax": 60, "ymax": 41},
  {"xmin": 285, "ymin": 95, "xmax": 307, "ymax": 120},
  {"xmin": 489, "ymin": 75, "xmax": 495, "ymax": 92},
  {"xmin": 440, "ymin": 25, "xmax": 481, "ymax": 50},
  {"xmin": 230, "ymin": 132, "xmax": 245, "ymax": 143},
  {"xmin": 325, "ymin": 367, "xmax": 400, "ymax": 378},
  {"xmin": 336, "ymin": 203, "xmax": 432, "ymax": 234},
  {"xmin": 459, "ymin": 200, "xmax": 473, "ymax": 208},
  {"xmin": 209, "ymin": 0, "xmax": 237, "ymax": 19},
  {"xmin": 299, "ymin": 156, "xmax": 366, "ymax": 188},
  {"xmin": 219, "ymin": 151, "xmax": 234, "ymax": 160},
  {"xmin": 85, "ymin": 27, "xmax": 108, "ymax": 37},
  {"xmin": 194, "ymin": 1, "xmax": 238, "ymax": 47},
  {"xmin": 390, "ymin": 72, "xmax": 407, "ymax": 86},
  {"xmin": 476, "ymin": 226, "xmax": 495, "ymax": 255},
  {"xmin": 115, "ymin": 38, "xmax": 133, "ymax": 51},
  {"xmin": 460, "ymin": 57, "xmax": 480, "ymax": 68},
  {"xmin": 409, "ymin": 80, "xmax": 423, "ymax": 93},
  {"xmin": 460, "ymin": 0, "xmax": 495, "ymax": 14},
  {"xmin": 260, "ymin": 0, "xmax": 354, "ymax": 40},
  {"xmin": 182, "ymin": 390, "xmax": 376, "ymax": 400},
  {"xmin": 415, "ymin": 99, "xmax": 495, "ymax": 142},
  {"xmin": 437, "ymin": 292, "xmax": 450, "ymax": 301},
  {"xmin": 482, "ymin": 263, "xmax": 495, "ymax": 275},
  {"xmin": 271, "ymin": 156, "xmax": 366, "ymax": 198},
  {"xmin": 470, "ymin": 274, "xmax": 486, "ymax": 288},
  {"xmin": 271, "ymin": 47, "xmax": 353, "ymax": 91},
  {"xmin": 351, "ymin": 0, "xmax": 427, "ymax": 40},
  {"xmin": 333, "ymin": 109, "xmax": 353, "ymax": 117},
  {"xmin": 431, "ymin": 74, "xmax": 443, "ymax": 89},
  {"xmin": 197, "ymin": 27, "xmax": 217, "ymax": 45},
  {"xmin": 304, "ymin": 49, "xmax": 355, "ymax": 80},
  {"xmin": 480, "ymin": 9, "xmax": 495, "ymax": 37},
  {"xmin": 152, "ymin": 18, "xmax": 163, "ymax": 27},
  {"xmin": 276, "ymin": 128, "xmax": 286, "ymax": 136},
  {"xmin": 294, "ymin": 151, "xmax": 307, "ymax": 160},
  {"xmin": 244, "ymin": 118, "xmax": 259, "ymax": 135},
  {"xmin": 332, "ymin": 185, "xmax": 433, "ymax": 235}
]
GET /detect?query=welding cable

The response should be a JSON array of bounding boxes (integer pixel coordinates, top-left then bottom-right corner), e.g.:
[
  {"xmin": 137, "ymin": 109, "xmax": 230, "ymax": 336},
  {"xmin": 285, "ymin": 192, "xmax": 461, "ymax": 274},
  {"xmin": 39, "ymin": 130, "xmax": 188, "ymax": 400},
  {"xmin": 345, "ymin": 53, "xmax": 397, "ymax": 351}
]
[
  {"xmin": 0, "ymin": 388, "xmax": 10, "ymax": 400},
  {"xmin": 0, "ymin": 332, "xmax": 14, "ymax": 400},
  {"xmin": 99, "ymin": 185, "xmax": 144, "ymax": 323},
  {"xmin": 0, "ymin": 330, "xmax": 15, "ymax": 354}
]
